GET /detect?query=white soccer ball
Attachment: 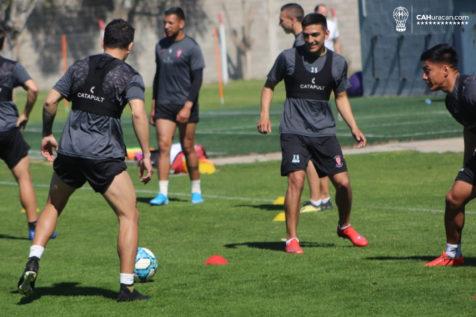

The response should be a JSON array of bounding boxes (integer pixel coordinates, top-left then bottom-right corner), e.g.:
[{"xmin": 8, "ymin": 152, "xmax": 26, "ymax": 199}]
[{"xmin": 134, "ymin": 247, "xmax": 158, "ymax": 282}]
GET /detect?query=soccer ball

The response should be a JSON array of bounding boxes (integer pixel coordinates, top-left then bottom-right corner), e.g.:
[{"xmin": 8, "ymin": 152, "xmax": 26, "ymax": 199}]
[{"xmin": 134, "ymin": 247, "xmax": 158, "ymax": 282}]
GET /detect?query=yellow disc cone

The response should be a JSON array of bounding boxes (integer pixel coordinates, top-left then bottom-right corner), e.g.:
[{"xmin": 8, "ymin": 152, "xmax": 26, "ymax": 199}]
[
  {"xmin": 273, "ymin": 211, "xmax": 286, "ymax": 222},
  {"xmin": 272, "ymin": 196, "xmax": 285, "ymax": 205}
]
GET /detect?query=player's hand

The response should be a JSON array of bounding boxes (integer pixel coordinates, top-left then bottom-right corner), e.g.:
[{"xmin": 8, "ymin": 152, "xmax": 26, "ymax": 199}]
[
  {"xmin": 351, "ymin": 127, "xmax": 367, "ymax": 148},
  {"xmin": 176, "ymin": 106, "xmax": 191, "ymax": 123},
  {"xmin": 139, "ymin": 155, "xmax": 152, "ymax": 184},
  {"xmin": 257, "ymin": 116, "xmax": 272, "ymax": 134},
  {"xmin": 16, "ymin": 113, "xmax": 29, "ymax": 129},
  {"xmin": 41, "ymin": 135, "xmax": 58, "ymax": 162}
]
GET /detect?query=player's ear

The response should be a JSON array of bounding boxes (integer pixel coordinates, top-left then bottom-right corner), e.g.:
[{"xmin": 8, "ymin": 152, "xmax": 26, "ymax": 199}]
[
  {"xmin": 443, "ymin": 64, "xmax": 449, "ymax": 77},
  {"xmin": 128, "ymin": 42, "xmax": 134, "ymax": 52},
  {"xmin": 179, "ymin": 19, "xmax": 185, "ymax": 29}
]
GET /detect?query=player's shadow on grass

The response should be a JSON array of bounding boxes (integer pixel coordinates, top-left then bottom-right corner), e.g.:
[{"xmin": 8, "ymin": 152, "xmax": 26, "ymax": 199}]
[
  {"xmin": 225, "ymin": 241, "xmax": 335, "ymax": 251},
  {"xmin": 136, "ymin": 196, "xmax": 187, "ymax": 204},
  {"xmin": 366, "ymin": 256, "xmax": 476, "ymax": 267},
  {"xmin": 14, "ymin": 282, "xmax": 117, "ymax": 305},
  {"xmin": 0, "ymin": 233, "xmax": 29, "ymax": 240},
  {"xmin": 236, "ymin": 204, "xmax": 284, "ymax": 212}
]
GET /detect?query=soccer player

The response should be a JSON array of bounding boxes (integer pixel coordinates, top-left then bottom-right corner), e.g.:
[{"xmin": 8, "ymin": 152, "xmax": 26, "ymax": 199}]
[
  {"xmin": 258, "ymin": 13, "xmax": 368, "ymax": 254},
  {"xmin": 149, "ymin": 7, "xmax": 205, "ymax": 206},
  {"xmin": 0, "ymin": 29, "xmax": 44, "ymax": 240},
  {"xmin": 314, "ymin": 3, "xmax": 342, "ymax": 54},
  {"xmin": 17, "ymin": 19, "xmax": 152, "ymax": 301},
  {"xmin": 421, "ymin": 44, "xmax": 475, "ymax": 267},
  {"xmin": 280, "ymin": 4, "xmax": 333, "ymax": 213}
]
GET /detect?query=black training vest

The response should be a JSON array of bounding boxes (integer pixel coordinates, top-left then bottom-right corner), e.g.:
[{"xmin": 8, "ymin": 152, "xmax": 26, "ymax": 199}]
[
  {"xmin": 284, "ymin": 47, "xmax": 334, "ymax": 101},
  {"xmin": 0, "ymin": 57, "xmax": 14, "ymax": 102},
  {"xmin": 71, "ymin": 55, "xmax": 122, "ymax": 118}
]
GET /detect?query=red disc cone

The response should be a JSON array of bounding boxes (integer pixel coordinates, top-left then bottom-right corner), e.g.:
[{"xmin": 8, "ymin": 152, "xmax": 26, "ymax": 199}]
[{"xmin": 204, "ymin": 255, "xmax": 229, "ymax": 266}]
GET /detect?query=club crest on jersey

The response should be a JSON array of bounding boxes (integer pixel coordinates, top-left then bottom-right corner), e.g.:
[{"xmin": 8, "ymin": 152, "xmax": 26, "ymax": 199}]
[
  {"xmin": 292, "ymin": 154, "xmax": 300, "ymax": 163},
  {"xmin": 334, "ymin": 155, "xmax": 344, "ymax": 168},
  {"xmin": 176, "ymin": 49, "xmax": 183, "ymax": 59}
]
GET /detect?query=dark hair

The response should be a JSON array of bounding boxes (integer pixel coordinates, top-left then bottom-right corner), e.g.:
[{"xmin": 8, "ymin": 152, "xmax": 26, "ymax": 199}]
[
  {"xmin": 280, "ymin": 3, "xmax": 304, "ymax": 22},
  {"xmin": 103, "ymin": 19, "xmax": 135, "ymax": 49},
  {"xmin": 314, "ymin": 3, "xmax": 326, "ymax": 13},
  {"xmin": 0, "ymin": 29, "xmax": 6, "ymax": 50},
  {"xmin": 302, "ymin": 13, "xmax": 327, "ymax": 29},
  {"xmin": 165, "ymin": 7, "xmax": 186, "ymax": 21},
  {"xmin": 420, "ymin": 44, "xmax": 458, "ymax": 69}
]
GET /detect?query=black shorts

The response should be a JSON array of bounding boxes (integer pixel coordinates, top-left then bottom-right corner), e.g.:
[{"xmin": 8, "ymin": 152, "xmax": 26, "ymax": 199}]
[
  {"xmin": 280, "ymin": 133, "xmax": 347, "ymax": 177},
  {"xmin": 0, "ymin": 128, "xmax": 30, "ymax": 169},
  {"xmin": 53, "ymin": 154, "xmax": 127, "ymax": 194},
  {"xmin": 456, "ymin": 152, "xmax": 476, "ymax": 185},
  {"xmin": 155, "ymin": 104, "xmax": 199, "ymax": 123}
]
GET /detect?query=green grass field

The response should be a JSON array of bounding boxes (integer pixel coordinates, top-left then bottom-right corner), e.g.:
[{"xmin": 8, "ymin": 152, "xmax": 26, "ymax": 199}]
[
  {"xmin": 0, "ymin": 152, "xmax": 475, "ymax": 316},
  {"xmin": 13, "ymin": 80, "xmax": 461, "ymax": 157}
]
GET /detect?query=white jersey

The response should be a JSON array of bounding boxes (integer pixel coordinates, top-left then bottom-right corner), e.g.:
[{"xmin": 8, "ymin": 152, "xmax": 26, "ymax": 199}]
[{"xmin": 324, "ymin": 19, "xmax": 340, "ymax": 51}]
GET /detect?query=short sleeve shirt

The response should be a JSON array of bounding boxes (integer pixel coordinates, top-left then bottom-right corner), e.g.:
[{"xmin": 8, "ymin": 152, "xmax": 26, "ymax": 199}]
[
  {"xmin": 266, "ymin": 48, "xmax": 348, "ymax": 137},
  {"xmin": 0, "ymin": 58, "xmax": 32, "ymax": 132},
  {"xmin": 53, "ymin": 54, "xmax": 145, "ymax": 159},
  {"xmin": 154, "ymin": 36, "xmax": 205, "ymax": 107},
  {"xmin": 446, "ymin": 74, "xmax": 476, "ymax": 131}
]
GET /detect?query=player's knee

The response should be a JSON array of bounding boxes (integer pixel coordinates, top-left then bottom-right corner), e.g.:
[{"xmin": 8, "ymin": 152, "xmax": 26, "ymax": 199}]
[
  {"xmin": 334, "ymin": 177, "xmax": 351, "ymax": 192},
  {"xmin": 445, "ymin": 191, "xmax": 465, "ymax": 209},
  {"xmin": 288, "ymin": 172, "xmax": 305, "ymax": 189},
  {"xmin": 181, "ymin": 143, "xmax": 195, "ymax": 155},
  {"xmin": 158, "ymin": 140, "xmax": 172, "ymax": 154}
]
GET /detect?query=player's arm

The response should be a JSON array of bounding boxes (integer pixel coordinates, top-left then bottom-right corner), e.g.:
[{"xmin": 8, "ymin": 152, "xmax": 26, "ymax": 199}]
[
  {"xmin": 335, "ymin": 91, "xmax": 366, "ymax": 148},
  {"xmin": 130, "ymin": 98, "xmax": 152, "ymax": 184},
  {"xmin": 41, "ymin": 89, "xmax": 63, "ymax": 161},
  {"xmin": 150, "ymin": 52, "xmax": 160, "ymax": 126},
  {"xmin": 258, "ymin": 86, "xmax": 274, "ymax": 134},
  {"xmin": 16, "ymin": 79, "xmax": 38, "ymax": 129},
  {"xmin": 258, "ymin": 52, "xmax": 286, "ymax": 134},
  {"xmin": 333, "ymin": 37, "xmax": 342, "ymax": 55},
  {"xmin": 176, "ymin": 68, "xmax": 203, "ymax": 123}
]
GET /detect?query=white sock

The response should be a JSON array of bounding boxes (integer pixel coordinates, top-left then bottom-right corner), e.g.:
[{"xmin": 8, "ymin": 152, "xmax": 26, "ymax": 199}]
[
  {"xmin": 322, "ymin": 197, "xmax": 331, "ymax": 203},
  {"xmin": 339, "ymin": 223, "xmax": 351, "ymax": 231},
  {"xmin": 159, "ymin": 180, "xmax": 169, "ymax": 196},
  {"xmin": 286, "ymin": 237, "xmax": 299, "ymax": 245},
  {"xmin": 120, "ymin": 273, "xmax": 135, "ymax": 285},
  {"xmin": 310, "ymin": 199, "xmax": 322, "ymax": 207},
  {"xmin": 191, "ymin": 180, "xmax": 201, "ymax": 194},
  {"xmin": 445, "ymin": 243, "xmax": 462, "ymax": 258},
  {"xmin": 29, "ymin": 245, "xmax": 45, "ymax": 259}
]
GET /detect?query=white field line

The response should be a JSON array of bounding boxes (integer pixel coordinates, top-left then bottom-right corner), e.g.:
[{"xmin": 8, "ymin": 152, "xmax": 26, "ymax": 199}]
[{"xmin": 0, "ymin": 181, "xmax": 474, "ymax": 215}]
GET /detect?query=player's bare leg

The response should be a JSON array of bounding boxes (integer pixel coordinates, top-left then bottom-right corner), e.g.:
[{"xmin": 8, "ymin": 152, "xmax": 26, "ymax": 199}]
[
  {"xmin": 179, "ymin": 122, "xmax": 203, "ymax": 204},
  {"xmin": 11, "ymin": 156, "xmax": 38, "ymax": 224},
  {"xmin": 284, "ymin": 170, "xmax": 305, "ymax": 253},
  {"xmin": 103, "ymin": 170, "xmax": 149, "ymax": 301},
  {"xmin": 150, "ymin": 118, "xmax": 176, "ymax": 205},
  {"xmin": 18, "ymin": 173, "xmax": 75, "ymax": 295},
  {"xmin": 330, "ymin": 172, "xmax": 368, "ymax": 247}
]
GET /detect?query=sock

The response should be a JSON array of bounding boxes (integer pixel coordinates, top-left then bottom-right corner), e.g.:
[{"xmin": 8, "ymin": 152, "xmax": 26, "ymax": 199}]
[
  {"xmin": 191, "ymin": 180, "xmax": 201, "ymax": 194},
  {"xmin": 445, "ymin": 243, "xmax": 462, "ymax": 258},
  {"xmin": 28, "ymin": 221, "xmax": 37, "ymax": 230},
  {"xmin": 321, "ymin": 197, "xmax": 331, "ymax": 203},
  {"xmin": 310, "ymin": 199, "xmax": 321, "ymax": 207},
  {"xmin": 29, "ymin": 245, "xmax": 45, "ymax": 259},
  {"xmin": 120, "ymin": 273, "xmax": 135, "ymax": 286},
  {"xmin": 159, "ymin": 180, "xmax": 169, "ymax": 196},
  {"xmin": 286, "ymin": 237, "xmax": 299, "ymax": 245},
  {"xmin": 339, "ymin": 223, "xmax": 351, "ymax": 231}
]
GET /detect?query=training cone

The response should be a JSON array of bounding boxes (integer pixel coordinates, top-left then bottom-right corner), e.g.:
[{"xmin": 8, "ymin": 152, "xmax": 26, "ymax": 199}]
[
  {"xmin": 273, "ymin": 196, "xmax": 285, "ymax": 205},
  {"xmin": 273, "ymin": 212, "xmax": 286, "ymax": 222},
  {"xmin": 205, "ymin": 255, "xmax": 229, "ymax": 266}
]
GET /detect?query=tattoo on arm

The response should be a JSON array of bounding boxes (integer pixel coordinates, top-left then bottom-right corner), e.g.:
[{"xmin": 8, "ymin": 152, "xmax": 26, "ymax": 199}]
[{"xmin": 42, "ymin": 108, "xmax": 56, "ymax": 136}]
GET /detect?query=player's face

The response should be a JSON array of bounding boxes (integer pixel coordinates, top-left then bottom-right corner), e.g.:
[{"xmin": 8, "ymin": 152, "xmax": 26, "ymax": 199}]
[
  {"xmin": 163, "ymin": 14, "xmax": 184, "ymax": 38},
  {"xmin": 421, "ymin": 60, "xmax": 449, "ymax": 91},
  {"xmin": 303, "ymin": 24, "xmax": 328, "ymax": 53},
  {"xmin": 279, "ymin": 11, "xmax": 294, "ymax": 33}
]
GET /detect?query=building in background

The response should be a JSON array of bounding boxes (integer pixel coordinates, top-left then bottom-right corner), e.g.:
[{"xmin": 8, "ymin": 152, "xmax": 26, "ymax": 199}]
[
  {"xmin": 359, "ymin": 0, "xmax": 476, "ymax": 96},
  {"xmin": 1, "ymin": 0, "xmax": 362, "ymax": 91}
]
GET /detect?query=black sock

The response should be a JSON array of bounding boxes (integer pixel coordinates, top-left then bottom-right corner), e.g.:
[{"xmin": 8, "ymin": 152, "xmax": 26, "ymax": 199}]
[{"xmin": 28, "ymin": 221, "xmax": 37, "ymax": 230}]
